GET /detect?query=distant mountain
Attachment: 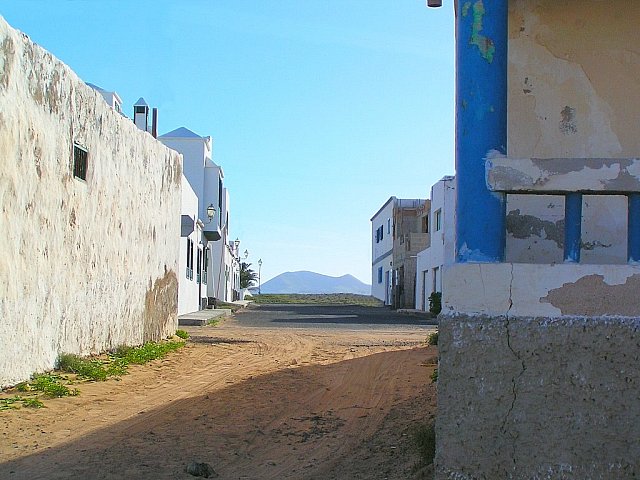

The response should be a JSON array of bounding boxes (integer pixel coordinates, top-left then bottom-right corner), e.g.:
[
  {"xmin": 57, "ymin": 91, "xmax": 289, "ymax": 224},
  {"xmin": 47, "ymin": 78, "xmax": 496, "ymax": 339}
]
[{"xmin": 259, "ymin": 271, "xmax": 371, "ymax": 295}]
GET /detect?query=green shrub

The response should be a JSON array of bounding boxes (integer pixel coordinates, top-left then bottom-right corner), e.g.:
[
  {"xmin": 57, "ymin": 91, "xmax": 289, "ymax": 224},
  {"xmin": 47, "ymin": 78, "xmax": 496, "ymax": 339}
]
[
  {"xmin": 428, "ymin": 292, "xmax": 442, "ymax": 315},
  {"xmin": 430, "ymin": 368, "xmax": 438, "ymax": 383},
  {"xmin": 58, "ymin": 353, "xmax": 109, "ymax": 381},
  {"xmin": 0, "ymin": 396, "xmax": 22, "ymax": 410},
  {"xmin": 30, "ymin": 374, "xmax": 79, "ymax": 397},
  {"xmin": 0, "ymin": 395, "xmax": 45, "ymax": 410},
  {"xmin": 111, "ymin": 340, "xmax": 183, "ymax": 365},
  {"xmin": 175, "ymin": 329, "xmax": 189, "ymax": 340},
  {"xmin": 22, "ymin": 397, "xmax": 45, "ymax": 408},
  {"xmin": 427, "ymin": 331, "xmax": 438, "ymax": 346}
]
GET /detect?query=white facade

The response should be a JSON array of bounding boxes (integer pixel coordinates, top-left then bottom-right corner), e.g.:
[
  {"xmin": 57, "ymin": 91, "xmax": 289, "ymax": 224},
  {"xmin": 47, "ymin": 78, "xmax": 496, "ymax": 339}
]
[
  {"xmin": 86, "ymin": 83, "xmax": 123, "ymax": 115},
  {"xmin": 371, "ymin": 198, "xmax": 395, "ymax": 304},
  {"xmin": 159, "ymin": 127, "xmax": 237, "ymax": 307},
  {"xmin": 415, "ymin": 176, "xmax": 456, "ymax": 311},
  {"xmin": 177, "ymin": 179, "xmax": 207, "ymax": 315}
]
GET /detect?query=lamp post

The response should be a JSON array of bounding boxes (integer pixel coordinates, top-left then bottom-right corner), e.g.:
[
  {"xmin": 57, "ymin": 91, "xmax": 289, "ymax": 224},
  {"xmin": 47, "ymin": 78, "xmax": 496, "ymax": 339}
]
[{"xmin": 257, "ymin": 258, "xmax": 262, "ymax": 295}]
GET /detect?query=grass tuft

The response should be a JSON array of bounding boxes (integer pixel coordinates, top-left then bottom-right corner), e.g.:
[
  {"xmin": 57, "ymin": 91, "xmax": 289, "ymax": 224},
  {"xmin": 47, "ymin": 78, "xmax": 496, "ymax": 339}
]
[
  {"xmin": 110, "ymin": 340, "xmax": 184, "ymax": 365},
  {"xmin": 175, "ymin": 329, "xmax": 189, "ymax": 340},
  {"xmin": 30, "ymin": 374, "xmax": 79, "ymax": 397},
  {"xmin": 427, "ymin": 331, "xmax": 438, "ymax": 346},
  {"xmin": 58, "ymin": 353, "xmax": 109, "ymax": 381},
  {"xmin": 2, "ymin": 340, "xmax": 185, "ymax": 411}
]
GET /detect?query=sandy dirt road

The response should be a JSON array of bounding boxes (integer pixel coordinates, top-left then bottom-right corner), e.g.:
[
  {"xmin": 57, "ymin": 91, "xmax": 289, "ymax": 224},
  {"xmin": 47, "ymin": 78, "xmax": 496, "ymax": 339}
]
[{"xmin": 1, "ymin": 304, "xmax": 437, "ymax": 479}]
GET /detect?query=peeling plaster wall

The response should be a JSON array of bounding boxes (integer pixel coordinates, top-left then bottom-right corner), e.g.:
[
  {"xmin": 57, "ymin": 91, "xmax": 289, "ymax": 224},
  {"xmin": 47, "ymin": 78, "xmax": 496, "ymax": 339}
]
[
  {"xmin": 0, "ymin": 17, "xmax": 182, "ymax": 387},
  {"xmin": 508, "ymin": 0, "xmax": 640, "ymax": 158},
  {"xmin": 506, "ymin": 0, "xmax": 640, "ymax": 264},
  {"xmin": 438, "ymin": 3, "xmax": 640, "ymax": 477},
  {"xmin": 436, "ymin": 314, "xmax": 640, "ymax": 479},
  {"xmin": 506, "ymin": 194, "xmax": 564, "ymax": 263},
  {"xmin": 582, "ymin": 195, "xmax": 627, "ymax": 264},
  {"xmin": 443, "ymin": 263, "xmax": 640, "ymax": 318}
]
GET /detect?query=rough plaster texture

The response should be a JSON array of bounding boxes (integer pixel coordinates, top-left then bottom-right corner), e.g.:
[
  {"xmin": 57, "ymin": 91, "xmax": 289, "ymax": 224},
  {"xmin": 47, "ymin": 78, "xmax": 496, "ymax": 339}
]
[
  {"xmin": 487, "ymin": 156, "xmax": 640, "ymax": 193},
  {"xmin": 0, "ymin": 17, "xmax": 182, "ymax": 386},
  {"xmin": 505, "ymin": 194, "xmax": 628, "ymax": 265},
  {"xmin": 508, "ymin": 0, "xmax": 640, "ymax": 159},
  {"xmin": 436, "ymin": 314, "xmax": 640, "ymax": 479},
  {"xmin": 500, "ymin": 0, "xmax": 640, "ymax": 266},
  {"xmin": 506, "ymin": 194, "xmax": 564, "ymax": 263},
  {"xmin": 444, "ymin": 263, "xmax": 640, "ymax": 318},
  {"xmin": 439, "ymin": 2, "xmax": 640, "ymax": 478}
]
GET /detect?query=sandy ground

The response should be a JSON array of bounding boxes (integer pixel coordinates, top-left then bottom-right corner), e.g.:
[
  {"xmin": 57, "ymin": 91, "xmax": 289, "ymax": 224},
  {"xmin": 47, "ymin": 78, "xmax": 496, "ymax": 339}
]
[{"xmin": 0, "ymin": 314, "xmax": 437, "ymax": 479}]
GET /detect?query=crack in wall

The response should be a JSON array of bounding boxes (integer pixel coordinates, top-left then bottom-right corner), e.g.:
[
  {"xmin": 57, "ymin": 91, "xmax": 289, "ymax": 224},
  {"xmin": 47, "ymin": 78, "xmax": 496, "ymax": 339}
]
[{"xmin": 501, "ymin": 264, "xmax": 526, "ymax": 466}]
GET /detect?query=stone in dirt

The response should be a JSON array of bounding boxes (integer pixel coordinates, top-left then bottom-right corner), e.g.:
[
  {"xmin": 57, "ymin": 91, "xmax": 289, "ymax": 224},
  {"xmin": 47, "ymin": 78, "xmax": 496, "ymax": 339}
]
[{"xmin": 186, "ymin": 461, "xmax": 218, "ymax": 478}]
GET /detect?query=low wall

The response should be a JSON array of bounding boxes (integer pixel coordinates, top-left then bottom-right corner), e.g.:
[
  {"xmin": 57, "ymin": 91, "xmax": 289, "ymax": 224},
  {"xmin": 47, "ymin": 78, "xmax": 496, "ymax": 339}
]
[
  {"xmin": 0, "ymin": 16, "xmax": 182, "ymax": 386},
  {"xmin": 436, "ymin": 314, "xmax": 640, "ymax": 479}
]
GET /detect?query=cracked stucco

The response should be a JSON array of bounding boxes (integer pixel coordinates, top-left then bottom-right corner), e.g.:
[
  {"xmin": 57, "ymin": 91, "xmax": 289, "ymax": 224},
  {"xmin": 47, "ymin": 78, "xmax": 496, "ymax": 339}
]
[
  {"xmin": 444, "ymin": 263, "xmax": 640, "ymax": 318},
  {"xmin": 487, "ymin": 156, "xmax": 640, "ymax": 193},
  {"xmin": 436, "ymin": 314, "xmax": 640, "ymax": 479}
]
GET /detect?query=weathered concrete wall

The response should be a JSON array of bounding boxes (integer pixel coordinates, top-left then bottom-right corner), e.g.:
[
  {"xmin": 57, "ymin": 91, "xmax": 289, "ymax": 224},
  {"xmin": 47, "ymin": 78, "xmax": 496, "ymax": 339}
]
[
  {"xmin": 508, "ymin": 0, "xmax": 640, "ymax": 159},
  {"xmin": 0, "ymin": 17, "xmax": 182, "ymax": 386},
  {"xmin": 444, "ymin": 263, "xmax": 640, "ymax": 318},
  {"xmin": 505, "ymin": 0, "xmax": 640, "ymax": 263},
  {"xmin": 436, "ymin": 314, "xmax": 640, "ymax": 479}
]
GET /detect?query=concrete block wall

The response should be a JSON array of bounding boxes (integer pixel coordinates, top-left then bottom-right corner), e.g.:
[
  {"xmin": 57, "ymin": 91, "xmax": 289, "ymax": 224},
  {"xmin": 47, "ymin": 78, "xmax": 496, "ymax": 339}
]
[
  {"xmin": 0, "ymin": 16, "xmax": 182, "ymax": 386},
  {"xmin": 436, "ymin": 314, "xmax": 640, "ymax": 479}
]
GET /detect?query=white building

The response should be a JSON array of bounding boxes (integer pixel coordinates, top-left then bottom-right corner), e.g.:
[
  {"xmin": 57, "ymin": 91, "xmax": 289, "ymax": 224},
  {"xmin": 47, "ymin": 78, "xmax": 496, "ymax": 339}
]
[
  {"xmin": 159, "ymin": 127, "xmax": 235, "ymax": 310},
  {"xmin": 86, "ymin": 83, "xmax": 124, "ymax": 115},
  {"xmin": 370, "ymin": 198, "xmax": 395, "ymax": 305},
  {"xmin": 415, "ymin": 176, "xmax": 456, "ymax": 311}
]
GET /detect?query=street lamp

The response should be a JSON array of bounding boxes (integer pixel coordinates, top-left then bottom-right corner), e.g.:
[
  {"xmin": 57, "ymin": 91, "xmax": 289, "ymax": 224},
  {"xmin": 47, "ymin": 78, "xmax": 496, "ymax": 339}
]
[
  {"xmin": 257, "ymin": 258, "xmax": 262, "ymax": 294},
  {"xmin": 205, "ymin": 204, "xmax": 216, "ymax": 223}
]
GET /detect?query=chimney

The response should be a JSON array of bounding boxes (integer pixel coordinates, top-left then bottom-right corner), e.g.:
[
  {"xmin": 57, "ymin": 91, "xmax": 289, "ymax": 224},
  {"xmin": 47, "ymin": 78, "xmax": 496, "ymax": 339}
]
[
  {"xmin": 151, "ymin": 108, "xmax": 158, "ymax": 138},
  {"xmin": 133, "ymin": 97, "xmax": 149, "ymax": 132}
]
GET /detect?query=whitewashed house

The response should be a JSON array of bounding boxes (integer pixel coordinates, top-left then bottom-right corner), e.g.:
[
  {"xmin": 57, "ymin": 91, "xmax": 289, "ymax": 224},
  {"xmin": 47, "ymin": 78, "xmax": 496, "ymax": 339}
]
[
  {"xmin": 371, "ymin": 197, "xmax": 429, "ymax": 307},
  {"xmin": 158, "ymin": 127, "xmax": 232, "ymax": 310},
  {"xmin": 371, "ymin": 198, "xmax": 395, "ymax": 304},
  {"xmin": 415, "ymin": 176, "xmax": 455, "ymax": 311},
  {"xmin": 86, "ymin": 83, "xmax": 124, "ymax": 115}
]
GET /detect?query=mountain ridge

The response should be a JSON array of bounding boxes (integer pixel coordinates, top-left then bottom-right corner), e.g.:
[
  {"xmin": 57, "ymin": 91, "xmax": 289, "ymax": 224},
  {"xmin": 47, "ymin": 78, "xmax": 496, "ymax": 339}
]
[{"xmin": 258, "ymin": 271, "xmax": 371, "ymax": 295}]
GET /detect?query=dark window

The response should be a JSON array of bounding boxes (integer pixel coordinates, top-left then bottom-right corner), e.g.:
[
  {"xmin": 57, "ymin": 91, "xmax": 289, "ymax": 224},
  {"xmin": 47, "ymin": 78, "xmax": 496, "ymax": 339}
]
[
  {"xmin": 197, "ymin": 248, "xmax": 202, "ymax": 283},
  {"xmin": 73, "ymin": 144, "xmax": 88, "ymax": 180},
  {"xmin": 186, "ymin": 239, "xmax": 194, "ymax": 280},
  {"xmin": 380, "ymin": 225, "xmax": 384, "ymax": 240},
  {"xmin": 134, "ymin": 106, "xmax": 146, "ymax": 114},
  {"xmin": 203, "ymin": 248, "xmax": 208, "ymax": 284},
  {"xmin": 435, "ymin": 209, "xmax": 442, "ymax": 231},
  {"xmin": 377, "ymin": 267, "xmax": 383, "ymax": 284},
  {"xmin": 422, "ymin": 215, "xmax": 429, "ymax": 233}
]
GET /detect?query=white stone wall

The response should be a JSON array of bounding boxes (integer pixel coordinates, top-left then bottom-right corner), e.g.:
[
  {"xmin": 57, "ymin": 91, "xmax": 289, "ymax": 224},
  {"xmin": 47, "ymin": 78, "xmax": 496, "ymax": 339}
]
[
  {"xmin": 178, "ymin": 179, "xmax": 204, "ymax": 315},
  {"xmin": 415, "ymin": 176, "xmax": 455, "ymax": 310},
  {"xmin": 0, "ymin": 17, "xmax": 182, "ymax": 386}
]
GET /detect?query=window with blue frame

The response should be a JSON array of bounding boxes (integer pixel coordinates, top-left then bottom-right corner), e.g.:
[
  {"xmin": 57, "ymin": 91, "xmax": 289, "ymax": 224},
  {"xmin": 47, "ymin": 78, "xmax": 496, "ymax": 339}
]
[{"xmin": 377, "ymin": 266, "xmax": 383, "ymax": 284}]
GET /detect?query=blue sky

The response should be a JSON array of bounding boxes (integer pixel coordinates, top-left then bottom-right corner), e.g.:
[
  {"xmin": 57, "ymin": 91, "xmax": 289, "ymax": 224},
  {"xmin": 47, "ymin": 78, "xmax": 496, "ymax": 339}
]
[{"xmin": 0, "ymin": 1, "xmax": 455, "ymax": 285}]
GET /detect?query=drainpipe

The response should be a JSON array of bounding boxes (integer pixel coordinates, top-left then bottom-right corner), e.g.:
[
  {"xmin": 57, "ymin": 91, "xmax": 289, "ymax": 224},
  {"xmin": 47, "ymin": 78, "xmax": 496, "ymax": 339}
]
[{"xmin": 455, "ymin": 0, "xmax": 508, "ymax": 263}]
